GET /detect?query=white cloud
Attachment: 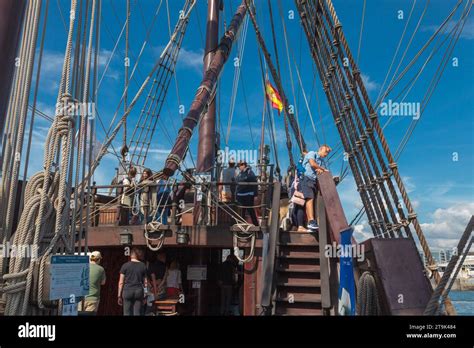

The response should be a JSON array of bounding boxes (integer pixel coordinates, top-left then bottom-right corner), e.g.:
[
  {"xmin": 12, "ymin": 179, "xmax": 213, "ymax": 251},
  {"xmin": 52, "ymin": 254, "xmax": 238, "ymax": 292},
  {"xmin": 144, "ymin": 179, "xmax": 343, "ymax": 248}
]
[
  {"xmin": 353, "ymin": 220, "xmax": 373, "ymax": 243},
  {"xmin": 151, "ymin": 45, "xmax": 203, "ymax": 74},
  {"xmin": 337, "ymin": 175, "xmax": 364, "ymax": 215},
  {"xmin": 39, "ymin": 49, "xmax": 118, "ymax": 95},
  {"xmin": 97, "ymin": 48, "xmax": 120, "ymax": 81},
  {"xmin": 402, "ymin": 176, "xmax": 416, "ymax": 193},
  {"xmin": 176, "ymin": 47, "xmax": 204, "ymax": 73},
  {"xmin": 421, "ymin": 202, "xmax": 474, "ymax": 249},
  {"xmin": 361, "ymin": 74, "xmax": 380, "ymax": 93},
  {"xmin": 36, "ymin": 101, "xmax": 55, "ymax": 117},
  {"xmin": 422, "ymin": 17, "xmax": 474, "ymax": 41},
  {"xmin": 38, "ymin": 50, "xmax": 63, "ymax": 93}
]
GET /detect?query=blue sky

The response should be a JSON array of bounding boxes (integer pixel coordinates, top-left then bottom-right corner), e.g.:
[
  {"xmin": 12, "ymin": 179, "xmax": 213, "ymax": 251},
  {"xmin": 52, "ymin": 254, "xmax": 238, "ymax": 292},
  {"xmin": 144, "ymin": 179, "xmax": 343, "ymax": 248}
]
[{"xmin": 26, "ymin": 0, "xmax": 473, "ymax": 249}]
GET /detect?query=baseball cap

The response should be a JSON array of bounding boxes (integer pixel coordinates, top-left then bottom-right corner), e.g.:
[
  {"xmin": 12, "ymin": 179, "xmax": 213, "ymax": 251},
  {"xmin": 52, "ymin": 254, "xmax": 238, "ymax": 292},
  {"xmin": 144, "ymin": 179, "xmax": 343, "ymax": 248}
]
[{"xmin": 90, "ymin": 251, "xmax": 102, "ymax": 259}]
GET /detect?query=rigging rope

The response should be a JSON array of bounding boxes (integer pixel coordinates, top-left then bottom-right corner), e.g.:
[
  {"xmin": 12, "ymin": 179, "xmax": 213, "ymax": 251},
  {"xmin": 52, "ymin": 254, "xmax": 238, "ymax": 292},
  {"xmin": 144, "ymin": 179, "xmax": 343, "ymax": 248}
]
[
  {"xmin": 122, "ymin": 0, "xmax": 131, "ymax": 154},
  {"xmin": 296, "ymin": 0, "xmax": 457, "ymax": 314},
  {"xmin": 83, "ymin": 1, "xmax": 196, "ymax": 184},
  {"xmin": 225, "ymin": 14, "xmax": 249, "ymax": 145},
  {"xmin": 245, "ymin": 0, "xmax": 305, "ymax": 161},
  {"xmin": 2, "ymin": 0, "xmax": 85, "ymax": 315},
  {"xmin": 276, "ymin": 0, "xmax": 306, "ymax": 152}
]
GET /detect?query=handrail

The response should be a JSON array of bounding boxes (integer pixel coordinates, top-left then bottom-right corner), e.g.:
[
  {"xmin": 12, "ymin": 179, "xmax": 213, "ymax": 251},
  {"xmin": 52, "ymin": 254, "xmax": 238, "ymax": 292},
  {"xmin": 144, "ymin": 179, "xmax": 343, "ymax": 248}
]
[
  {"xmin": 91, "ymin": 181, "xmax": 273, "ymax": 190},
  {"xmin": 317, "ymin": 191, "xmax": 332, "ymax": 313},
  {"xmin": 260, "ymin": 181, "xmax": 281, "ymax": 314},
  {"xmin": 91, "ymin": 180, "xmax": 273, "ymax": 228}
]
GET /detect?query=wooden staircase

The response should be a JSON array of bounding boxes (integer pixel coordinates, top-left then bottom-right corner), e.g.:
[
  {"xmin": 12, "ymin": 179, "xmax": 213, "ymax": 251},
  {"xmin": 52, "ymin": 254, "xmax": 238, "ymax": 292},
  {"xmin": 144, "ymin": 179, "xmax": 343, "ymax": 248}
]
[{"xmin": 274, "ymin": 230, "xmax": 323, "ymax": 315}]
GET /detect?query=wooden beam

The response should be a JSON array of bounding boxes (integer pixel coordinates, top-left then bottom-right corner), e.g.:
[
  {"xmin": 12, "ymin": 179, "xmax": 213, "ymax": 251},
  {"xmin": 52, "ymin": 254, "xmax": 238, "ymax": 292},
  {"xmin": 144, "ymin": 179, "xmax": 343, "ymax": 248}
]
[
  {"xmin": 260, "ymin": 181, "xmax": 280, "ymax": 309},
  {"xmin": 317, "ymin": 171, "xmax": 348, "ymax": 244},
  {"xmin": 86, "ymin": 225, "xmax": 264, "ymax": 248},
  {"xmin": 243, "ymin": 251, "xmax": 258, "ymax": 315},
  {"xmin": 317, "ymin": 192, "xmax": 332, "ymax": 312}
]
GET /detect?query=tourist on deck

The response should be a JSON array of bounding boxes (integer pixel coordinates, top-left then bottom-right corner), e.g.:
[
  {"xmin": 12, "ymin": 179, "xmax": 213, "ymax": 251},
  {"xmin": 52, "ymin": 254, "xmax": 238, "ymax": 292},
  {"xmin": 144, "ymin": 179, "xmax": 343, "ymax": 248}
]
[
  {"xmin": 154, "ymin": 178, "xmax": 172, "ymax": 225},
  {"xmin": 118, "ymin": 248, "xmax": 148, "ymax": 316},
  {"xmin": 236, "ymin": 160, "xmax": 259, "ymax": 226},
  {"xmin": 121, "ymin": 167, "xmax": 137, "ymax": 224},
  {"xmin": 79, "ymin": 251, "xmax": 106, "ymax": 314},
  {"xmin": 299, "ymin": 145, "xmax": 331, "ymax": 231},
  {"xmin": 219, "ymin": 158, "xmax": 237, "ymax": 202},
  {"xmin": 165, "ymin": 260, "xmax": 182, "ymax": 298},
  {"xmin": 289, "ymin": 174, "xmax": 307, "ymax": 232},
  {"xmin": 147, "ymin": 251, "xmax": 167, "ymax": 300},
  {"xmin": 144, "ymin": 251, "xmax": 167, "ymax": 315},
  {"xmin": 138, "ymin": 168, "xmax": 154, "ymax": 223}
]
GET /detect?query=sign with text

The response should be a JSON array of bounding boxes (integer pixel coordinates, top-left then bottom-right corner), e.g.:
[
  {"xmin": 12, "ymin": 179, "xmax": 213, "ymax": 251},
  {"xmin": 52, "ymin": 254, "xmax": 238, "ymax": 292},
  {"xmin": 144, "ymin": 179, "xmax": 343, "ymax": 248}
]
[
  {"xmin": 50, "ymin": 255, "xmax": 89, "ymax": 300},
  {"xmin": 187, "ymin": 265, "xmax": 207, "ymax": 281},
  {"xmin": 62, "ymin": 297, "xmax": 78, "ymax": 316}
]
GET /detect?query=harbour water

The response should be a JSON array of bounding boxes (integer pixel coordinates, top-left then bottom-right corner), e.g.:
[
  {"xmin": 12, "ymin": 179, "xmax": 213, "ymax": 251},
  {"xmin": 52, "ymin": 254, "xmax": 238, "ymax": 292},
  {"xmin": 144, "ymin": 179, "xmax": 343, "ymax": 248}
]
[{"xmin": 450, "ymin": 291, "xmax": 474, "ymax": 315}]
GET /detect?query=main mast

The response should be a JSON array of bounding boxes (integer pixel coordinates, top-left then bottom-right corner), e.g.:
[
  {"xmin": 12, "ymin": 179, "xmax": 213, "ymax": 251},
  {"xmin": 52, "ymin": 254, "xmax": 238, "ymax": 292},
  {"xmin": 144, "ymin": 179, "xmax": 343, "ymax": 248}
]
[{"xmin": 197, "ymin": 0, "xmax": 221, "ymax": 177}]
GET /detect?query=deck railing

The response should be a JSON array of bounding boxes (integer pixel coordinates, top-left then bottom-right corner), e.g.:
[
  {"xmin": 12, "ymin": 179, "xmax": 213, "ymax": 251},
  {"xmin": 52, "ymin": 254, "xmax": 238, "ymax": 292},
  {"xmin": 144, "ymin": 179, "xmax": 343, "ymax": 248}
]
[{"xmin": 88, "ymin": 180, "xmax": 277, "ymax": 229}]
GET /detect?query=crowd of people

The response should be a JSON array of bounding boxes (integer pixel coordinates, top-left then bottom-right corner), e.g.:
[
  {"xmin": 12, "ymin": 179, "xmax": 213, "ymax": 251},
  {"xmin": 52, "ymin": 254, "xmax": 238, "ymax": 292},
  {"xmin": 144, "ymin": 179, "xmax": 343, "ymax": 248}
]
[
  {"xmin": 117, "ymin": 143, "xmax": 331, "ymax": 231},
  {"xmin": 80, "ymin": 248, "xmax": 244, "ymax": 316},
  {"xmin": 119, "ymin": 167, "xmax": 172, "ymax": 225},
  {"xmin": 80, "ymin": 248, "xmax": 183, "ymax": 316},
  {"xmin": 219, "ymin": 159, "xmax": 259, "ymax": 225},
  {"xmin": 117, "ymin": 158, "xmax": 261, "ymax": 227}
]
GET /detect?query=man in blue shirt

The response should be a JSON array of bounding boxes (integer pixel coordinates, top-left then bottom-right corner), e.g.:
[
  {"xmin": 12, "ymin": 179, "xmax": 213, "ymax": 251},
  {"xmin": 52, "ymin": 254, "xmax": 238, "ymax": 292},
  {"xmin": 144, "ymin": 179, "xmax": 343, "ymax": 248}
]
[{"xmin": 299, "ymin": 145, "xmax": 332, "ymax": 230}]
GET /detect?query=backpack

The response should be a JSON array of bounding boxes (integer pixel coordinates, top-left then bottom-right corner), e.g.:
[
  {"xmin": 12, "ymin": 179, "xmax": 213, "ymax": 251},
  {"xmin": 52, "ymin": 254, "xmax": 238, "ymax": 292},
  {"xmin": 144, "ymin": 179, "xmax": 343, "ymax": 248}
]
[{"xmin": 296, "ymin": 156, "xmax": 305, "ymax": 178}]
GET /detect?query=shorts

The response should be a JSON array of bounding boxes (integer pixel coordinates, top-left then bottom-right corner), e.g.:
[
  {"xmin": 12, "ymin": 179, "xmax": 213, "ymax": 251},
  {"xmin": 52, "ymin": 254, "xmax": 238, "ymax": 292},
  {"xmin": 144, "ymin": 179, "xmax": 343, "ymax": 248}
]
[
  {"xmin": 298, "ymin": 176, "xmax": 317, "ymax": 200},
  {"xmin": 166, "ymin": 287, "xmax": 180, "ymax": 298},
  {"xmin": 79, "ymin": 299, "xmax": 99, "ymax": 313}
]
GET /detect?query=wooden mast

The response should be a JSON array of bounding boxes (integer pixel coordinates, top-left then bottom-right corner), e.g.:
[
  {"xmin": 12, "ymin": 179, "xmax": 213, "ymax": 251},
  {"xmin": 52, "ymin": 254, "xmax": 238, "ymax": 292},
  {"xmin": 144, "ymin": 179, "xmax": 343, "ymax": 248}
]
[
  {"xmin": 197, "ymin": 0, "xmax": 221, "ymax": 176},
  {"xmin": 163, "ymin": 0, "xmax": 247, "ymax": 177},
  {"xmin": 0, "ymin": 0, "xmax": 27, "ymax": 150},
  {"xmin": 194, "ymin": 0, "xmax": 221, "ymax": 316}
]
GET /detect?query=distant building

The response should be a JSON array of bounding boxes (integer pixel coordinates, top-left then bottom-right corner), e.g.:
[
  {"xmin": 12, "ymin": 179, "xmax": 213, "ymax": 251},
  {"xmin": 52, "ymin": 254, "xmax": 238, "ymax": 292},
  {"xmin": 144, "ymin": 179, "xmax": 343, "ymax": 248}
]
[{"xmin": 418, "ymin": 248, "xmax": 456, "ymax": 265}]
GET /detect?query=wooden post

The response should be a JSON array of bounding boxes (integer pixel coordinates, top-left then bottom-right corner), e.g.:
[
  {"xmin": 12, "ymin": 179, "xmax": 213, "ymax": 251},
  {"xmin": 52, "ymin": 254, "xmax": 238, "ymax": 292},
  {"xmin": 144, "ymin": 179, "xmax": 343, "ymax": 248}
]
[
  {"xmin": 243, "ymin": 251, "xmax": 257, "ymax": 315},
  {"xmin": 260, "ymin": 181, "xmax": 280, "ymax": 310},
  {"xmin": 317, "ymin": 191, "xmax": 332, "ymax": 314},
  {"xmin": 317, "ymin": 171, "xmax": 349, "ymax": 244}
]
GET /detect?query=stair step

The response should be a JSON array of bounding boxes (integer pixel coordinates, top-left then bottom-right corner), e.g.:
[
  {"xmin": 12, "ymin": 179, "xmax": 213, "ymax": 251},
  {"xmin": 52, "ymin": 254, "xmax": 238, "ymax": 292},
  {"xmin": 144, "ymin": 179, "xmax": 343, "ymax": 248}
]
[
  {"xmin": 278, "ymin": 245, "xmax": 319, "ymax": 258},
  {"xmin": 279, "ymin": 231, "xmax": 319, "ymax": 245},
  {"xmin": 276, "ymin": 265, "xmax": 320, "ymax": 273},
  {"xmin": 277, "ymin": 250, "xmax": 320, "ymax": 259},
  {"xmin": 278, "ymin": 242, "xmax": 319, "ymax": 247},
  {"xmin": 278, "ymin": 271, "xmax": 320, "ymax": 283},
  {"xmin": 276, "ymin": 293, "xmax": 322, "ymax": 303},
  {"xmin": 275, "ymin": 305, "xmax": 323, "ymax": 316},
  {"xmin": 277, "ymin": 312, "xmax": 323, "ymax": 316},
  {"xmin": 277, "ymin": 258, "xmax": 320, "ymax": 269},
  {"xmin": 278, "ymin": 287, "xmax": 321, "ymax": 298},
  {"xmin": 277, "ymin": 278, "xmax": 321, "ymax": 288}
]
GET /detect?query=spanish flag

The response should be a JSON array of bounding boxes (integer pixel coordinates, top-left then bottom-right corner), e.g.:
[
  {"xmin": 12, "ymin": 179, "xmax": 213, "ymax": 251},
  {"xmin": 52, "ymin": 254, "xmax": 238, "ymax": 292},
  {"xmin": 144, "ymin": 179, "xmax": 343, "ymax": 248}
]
[{"xmin": 265, "ymin": 81, "xmax": 284, "ymax": 114}]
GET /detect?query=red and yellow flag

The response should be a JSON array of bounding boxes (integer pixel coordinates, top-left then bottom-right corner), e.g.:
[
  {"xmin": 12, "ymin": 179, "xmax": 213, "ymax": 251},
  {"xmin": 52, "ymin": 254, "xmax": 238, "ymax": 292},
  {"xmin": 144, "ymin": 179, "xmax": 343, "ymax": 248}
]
[{"xmin": 265, "ymin": 81, "xmax": 283, "ymax": 113}]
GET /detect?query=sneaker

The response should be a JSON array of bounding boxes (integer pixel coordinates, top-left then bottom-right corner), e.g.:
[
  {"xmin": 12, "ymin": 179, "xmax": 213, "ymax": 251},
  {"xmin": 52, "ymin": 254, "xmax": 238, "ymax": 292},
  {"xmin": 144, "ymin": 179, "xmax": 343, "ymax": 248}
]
[{"xmin": 307, "ymin": 220, "xmax": 319, "ymax": 231}]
